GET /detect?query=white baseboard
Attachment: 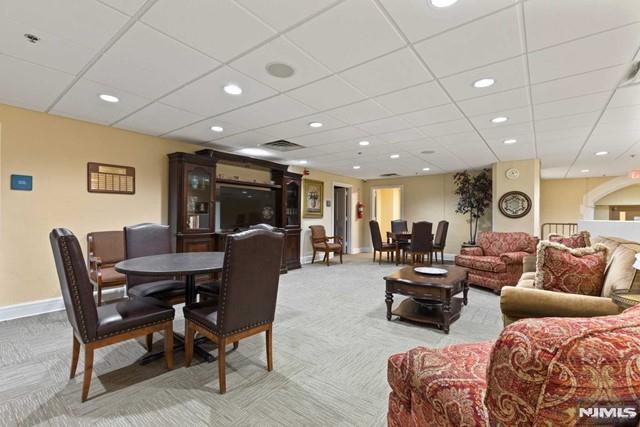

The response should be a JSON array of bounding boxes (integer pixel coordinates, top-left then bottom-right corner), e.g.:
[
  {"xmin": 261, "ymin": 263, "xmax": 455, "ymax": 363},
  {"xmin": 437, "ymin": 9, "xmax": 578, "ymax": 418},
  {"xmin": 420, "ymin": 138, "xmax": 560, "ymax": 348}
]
[{"xmin": 0, "ymin": 287, "xmax": 126, "ymax": 323}]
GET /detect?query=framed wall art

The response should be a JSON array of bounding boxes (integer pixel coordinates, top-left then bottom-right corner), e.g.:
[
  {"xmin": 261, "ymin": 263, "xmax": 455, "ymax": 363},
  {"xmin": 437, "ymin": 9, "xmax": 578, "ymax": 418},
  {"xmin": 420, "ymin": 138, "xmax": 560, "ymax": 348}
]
[{"xmin": 303, "ymin": 179, "xmax": 324, "ymax": 218}]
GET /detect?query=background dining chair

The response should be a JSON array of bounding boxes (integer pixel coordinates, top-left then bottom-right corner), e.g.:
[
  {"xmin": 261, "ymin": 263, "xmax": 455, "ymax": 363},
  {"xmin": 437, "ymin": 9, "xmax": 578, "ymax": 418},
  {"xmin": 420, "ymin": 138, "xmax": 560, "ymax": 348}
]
[
  {"xmin": 123, "ymin": 223, "xmax": 185, "ymax": 350},
  {"xmin": 369, "ymin": 220, "xmax": 398, "ymax": 265},
  {"xmin": 390, "ymin": 219, "xmax": 410, "ymax": 258},
  {"xmin": 432, "ymin": 221, "xmax": 449, "ymax": 264},
  {"xmin": 309, "ymin": 225, "xmax": 343, "ymax": 266},
  {"xmin": 406, "ymin": 221, "xmax": 433, "ymax": 265},
  {"xmin": 87, "ymin": 230, "xmax": 127, "ymax": 306},
  {"xmin": 183, "ymin": 229, "xmax": 285, "ymax": 394},
  {"xmin": 50, "ymin": 228, "xmax": 175, "ymax": 402}
]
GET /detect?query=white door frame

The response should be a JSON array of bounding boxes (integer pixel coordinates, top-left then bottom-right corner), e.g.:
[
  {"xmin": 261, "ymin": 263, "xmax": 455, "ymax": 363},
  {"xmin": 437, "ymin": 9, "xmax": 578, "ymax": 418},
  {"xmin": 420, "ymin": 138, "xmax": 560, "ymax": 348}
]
[
  {"xmin": 370, "ymin": 184, "xmax": 405, "ymax": 222},
  {"xmin": 332, "ymin": 181, "xmax": 353, "ymax": 254}
]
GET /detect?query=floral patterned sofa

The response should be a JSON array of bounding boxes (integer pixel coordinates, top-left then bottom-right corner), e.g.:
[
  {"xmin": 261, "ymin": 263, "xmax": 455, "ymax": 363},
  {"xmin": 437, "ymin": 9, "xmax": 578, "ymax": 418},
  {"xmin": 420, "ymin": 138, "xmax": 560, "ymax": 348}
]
[
  {"xmin": 454, "ymin": 231, "xmax": 538, "ymax": 292},
  {"xmin": 388, "ymin": 305, "xmax": 640, "ymax": 426}
]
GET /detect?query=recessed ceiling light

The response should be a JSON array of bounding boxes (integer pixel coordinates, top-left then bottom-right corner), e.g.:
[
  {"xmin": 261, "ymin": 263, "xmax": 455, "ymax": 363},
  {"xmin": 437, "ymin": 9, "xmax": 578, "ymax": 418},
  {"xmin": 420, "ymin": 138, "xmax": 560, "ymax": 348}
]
[
  {"xmin": 239, "ymin": 148, "xmax": 271, "ymax": 157},
  {"xmin": 421, "ymin": 150, "xmax": 436, "ymax": 155},
  {"xmin": 491, "ymin": 116, "xmax": 508, "ymax": 124},
  {"xmin": 359, "ymin": 140, "xmax": 370, "ymax": 146},
  {"xmin": 581, "ymin": 169, "xmax": 590, "ymax": 173},
  {"xmin": 266, "ymin": 62, "xmax": 295, "ymax": 78},
  {"xmin": 308, "ymin": 122, "xmax": 323, "ymax": 128},
  {"xmin": 298, "ymin": 160, "xmax": 308, "ymax": 165},
  {"xmin": 24, "ymin": 33, "xmax": 40, "ymax": 44},
  {"xmin": 390, "ymin": 154, "xmax": 400, "ymax": 159},
  {"xmin": 473, "ymin": 78, "xmax": 495, "ymax": 88},
  {"xmin": 210, "ymin": 125, "xmax": 224, "ymax": 132},
  {"xmin": 98, "ymin": 94, "xmax": 119, "ymax": 103},
  {"xmin": 595, "ymin": 151, "xmax": 608, "ymax": 156},
  {"xmin": 430, "ymin": 0, "xmax": 458, "ymax": 7},
  {"xmin": 353, "ymin": 165, "xmax": 361, "ymax": 170},
  {"xmin": 223, "ymin": 84, "xmax": 242, "ymax": 95},
  {"xmin": 503, "ymin": 139, "xmax": 517, "ymax": 144},
  {"xmin": 422, "ymin": 167, "xmax": 431, "ymax": 171}
]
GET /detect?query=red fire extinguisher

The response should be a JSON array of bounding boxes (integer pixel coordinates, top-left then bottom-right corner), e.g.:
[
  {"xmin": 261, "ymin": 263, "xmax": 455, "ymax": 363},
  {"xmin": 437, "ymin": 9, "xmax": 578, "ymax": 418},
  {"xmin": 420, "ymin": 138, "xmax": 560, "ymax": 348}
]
[{"xmin": 356, "ymin": 202, "xmax": 364, "ymax": 219}]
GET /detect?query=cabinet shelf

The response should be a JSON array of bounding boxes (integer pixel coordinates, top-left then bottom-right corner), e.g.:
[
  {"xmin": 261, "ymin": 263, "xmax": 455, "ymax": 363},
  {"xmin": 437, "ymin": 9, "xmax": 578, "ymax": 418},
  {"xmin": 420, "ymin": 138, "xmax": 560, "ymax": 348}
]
[{"xmin": 216, "ymin": 178, "xmax": 282, "ymax": 189}]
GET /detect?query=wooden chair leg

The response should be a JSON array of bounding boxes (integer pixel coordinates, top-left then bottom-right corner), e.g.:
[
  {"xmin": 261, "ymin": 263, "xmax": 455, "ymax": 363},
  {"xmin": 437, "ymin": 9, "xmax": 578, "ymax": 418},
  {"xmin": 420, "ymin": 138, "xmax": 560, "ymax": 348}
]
[
  {"xmin": 339, "ymin": 250, "xmax": 343, "ymax": 264},
  {"xmin": 164, "ymin": 322, "xmax": 173, "ymax": 370},
  {"xmin": 441, "ymin": 250, "xmax": 444, "ymax": 264},
  {"xmin": 266, "ymin": 326, "xmax": 273, "ymax": 372},
  {"xmin": 184, "ymin": 322, "xmax": 194, "ymax": 367},
  {"xmin": 218, "ymin": 337, "xmax": 227, "ymax": 394},
  {"xmin": 70, "ymin": 335, "xmax": 80, "ymax": 379},
  {"xmin": 373, "ymin": 250, "xmax": 376, "ymax": 262},
  {"xmin": 81, "ymin": 347, "xmax": 94, "ymax": 402},
  {"xmin": 233, "ymin": 341, "xmax": 239, "ymax": 350},
  {"xmin": 311, "ymin": 250, "xmax": 316, "ymax": 264},
  {"xmin": 97, "ymin": 286, "xmax": 102, "ymax": 306},
  {"xmin": 146, "ymin": 333, "xmax": 153, "ymax": 352}
]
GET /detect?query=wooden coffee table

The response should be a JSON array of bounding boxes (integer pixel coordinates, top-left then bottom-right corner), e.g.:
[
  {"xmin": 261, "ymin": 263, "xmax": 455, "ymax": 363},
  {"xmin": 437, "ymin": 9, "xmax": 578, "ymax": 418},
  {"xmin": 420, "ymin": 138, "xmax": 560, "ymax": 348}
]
[{"xmin": 384, "ymin": 265, "xmax": 468, "ymax": 334}]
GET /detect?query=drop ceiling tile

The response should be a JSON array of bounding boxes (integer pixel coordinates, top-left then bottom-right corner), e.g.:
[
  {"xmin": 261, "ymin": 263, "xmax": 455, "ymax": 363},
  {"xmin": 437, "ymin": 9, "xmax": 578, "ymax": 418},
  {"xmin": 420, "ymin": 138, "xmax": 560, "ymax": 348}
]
[
  {"xmin": 215, "ymin": 95, "xmax": 315, "ymax": 129},
  {"xmin": 535, "ymin": 112, "xmax": 600, "ymax": 132},
  {"xmin": 85, "ymin": 23, "xmax": 220, "ymax": 99},
  {"xmin": 525, "ymin": 0, "xmax": 640, "ymax": 51},
  {"xmin": 376, "ymin": 128, "xmax": 424, "ymax": 144},
  {"xmin": 458, "ymin": 87, "xmax": 529, "ymax": 117},
  {"xmin": 98, "ymin": 0, "xmax": 146, "ymax": 15},
  {"xmin": 419, "ymin": 119, "xmax": 475, "ymax": 137},
  {"xmin": 165, "ymin": 118, "xmax": 248, "ymax": 142},
  {"xmin": 235, "ymin": 0, "xmax": 337, "ymax": 32},
  {"xmin": 287, "ymin": 76, "xmax": 365, "ymax": 111},
  {"xmin": 161, "ymin": 66, "xmax": 277, "ymax": 117},
  {"xmin": 0, "ymin": 0, "xmax": 127, "ymax": 50},
  {"xmin": 51, "ymin": 79, "xmax": 150, "ymax": 125},
  {"xmin": 356, "ymin": 116, "xmax": 412, "ymax": 135},
  {"xmin": 208, "ymin": 130, "xmax": 273, "ymax": 149},
  {"xmin": 609, "ymin": 85, "xmax": 640, "ymax": 109},
  {"xmin": 378, "ymin": 0, "xmax": 514, "ymax": 43},
  {"xmin": 115, "ymin": 102, "xmax": 203, "ymax": 136},
  {"xmin": 599, "ymin": 105, "xmax": 640, "ymax": 125},
  {"xmin": 528, "ymin": 24, "xmax": 640, "ymax": 84},
  {"xmin": 534, "ymin": 92, "xmax": 611, "ymax": 120},
  {"xmin": 414, "ymin": 6, "xmax": 524, "ymax": 77},
  {"xmin": 530, "ymin": 65, "xmax": 627, "ymax": 104},
  {"xmin": 289, "ymin": 126, "xmax": 369, "ymax": 147},
  {"xmin": 141, "ymin": 0, "xmax": 276, "ymax": 62},
  {"xmin": 257, "ymin": 113, "xmax": 346, "ymax": 139},
  {"xmin": 286, "ymin": 0, "xmax": 405, "ymax": 72},
  {"xmin": 536, "ymin": 126, "xmax": 592, "ymax": 144},
  {"xmin": 230, "ymin": 36, "xmax": 330, "ymax": 91},
  {"xmin": 0, "ymin": 18, "xmax": 98, "ymax": 74},
  {"xmin": 439, "ymin": 56, "xmax": 527, "ymax": 101},
  {"xmin": 374, "ymin": 81, "xmax": 449, "ymax": 114},
  {"xmin": 0, "ymin": 54, "xmax": 75, "ymax": 111},
  {"xmin": 469, "ymin": 106, "xmax": 532, "ymax": 130},
  {"xmin": 339, "ymin": 48, "xmax": 432, "ymax": 97},
  {"xmin": 325, "ymin": 100, "xmax": 391, "ymax": 124},
  {"xmin": 478, "ymin": 122, "xmax": 533, "ymax": 142},
  {"xmin": 397, "ymin": 104, "xmax": 463, "ymax": 127}
]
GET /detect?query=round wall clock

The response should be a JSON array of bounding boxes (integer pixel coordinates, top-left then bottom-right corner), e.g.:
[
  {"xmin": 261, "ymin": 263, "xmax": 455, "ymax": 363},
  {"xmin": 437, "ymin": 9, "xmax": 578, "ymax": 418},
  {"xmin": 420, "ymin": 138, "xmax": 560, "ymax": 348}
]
[
  {"xmin": 498, "ymin": 191, "xmax": 531, "ymax": 218},
  {"xmin": 505, "ymin": 168, "xmax": 520, "ymax": 180}
]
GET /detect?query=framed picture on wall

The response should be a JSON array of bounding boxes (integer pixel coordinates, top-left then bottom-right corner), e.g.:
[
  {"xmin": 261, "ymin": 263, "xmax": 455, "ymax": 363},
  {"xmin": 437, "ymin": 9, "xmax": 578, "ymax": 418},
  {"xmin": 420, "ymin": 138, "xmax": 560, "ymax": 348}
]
[{"xmin": 303, "ymin": 179, "xmax": 324, "ymax": 218}]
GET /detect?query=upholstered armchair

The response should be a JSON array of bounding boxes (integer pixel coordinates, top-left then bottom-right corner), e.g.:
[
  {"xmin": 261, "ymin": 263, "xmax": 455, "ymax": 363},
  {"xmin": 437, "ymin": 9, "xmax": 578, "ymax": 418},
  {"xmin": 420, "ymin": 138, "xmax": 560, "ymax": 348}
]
[
  {"xmin": 388, "ymin": 305, "xmax": 640, "ymax": 426},
  {"xmin": 454, "ymin": 231, "xmax": 538, "ymax": 292},
  {"xmin": 309, "ymin": 225, "xmax": 343, "ymax": 266}
]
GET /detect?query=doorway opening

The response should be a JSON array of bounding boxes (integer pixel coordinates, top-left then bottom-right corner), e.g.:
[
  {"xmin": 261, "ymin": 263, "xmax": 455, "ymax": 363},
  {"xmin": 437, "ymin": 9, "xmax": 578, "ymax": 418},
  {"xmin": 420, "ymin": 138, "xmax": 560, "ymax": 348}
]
[
  {"xmin": 333, "ymin": 185, "xmax": 351, "ymax": 253},
  {"xmin": 372, "ymin": 186, "xmax": 403, "ymax": 237}
]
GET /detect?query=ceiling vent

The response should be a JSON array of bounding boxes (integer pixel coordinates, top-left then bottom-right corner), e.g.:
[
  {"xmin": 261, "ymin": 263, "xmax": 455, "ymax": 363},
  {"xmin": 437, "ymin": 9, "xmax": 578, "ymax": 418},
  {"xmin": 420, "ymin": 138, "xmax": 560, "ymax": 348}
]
[
  {"xmin": 261, "ymin": 140, "xmax": 305, "ymax": 152},
  {"xmin": 380, "ymin": 173, "xmax": 399, "ymax": 177},
  {"xmin": 621, "ymin": 61, "xmax": 640, "ymax": 86}
]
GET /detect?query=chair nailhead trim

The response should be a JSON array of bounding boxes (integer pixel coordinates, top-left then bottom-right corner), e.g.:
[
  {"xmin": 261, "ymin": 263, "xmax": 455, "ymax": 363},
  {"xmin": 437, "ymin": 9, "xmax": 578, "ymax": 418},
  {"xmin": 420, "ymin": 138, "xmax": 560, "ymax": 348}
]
[{"xmin": 60, "ymin": 236, "xmax": 90, "ymax": 342}]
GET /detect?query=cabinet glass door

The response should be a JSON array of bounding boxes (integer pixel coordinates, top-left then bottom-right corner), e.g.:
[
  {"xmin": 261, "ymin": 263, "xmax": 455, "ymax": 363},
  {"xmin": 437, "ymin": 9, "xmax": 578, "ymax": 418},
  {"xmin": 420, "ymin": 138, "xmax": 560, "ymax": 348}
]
[
  {"xmin": 286, "ymin": 180, "xmax": 300, "ymax": 227},
  {"xmin": 186, "ymin": 166, "xmax": 212, "ymax": 231}
]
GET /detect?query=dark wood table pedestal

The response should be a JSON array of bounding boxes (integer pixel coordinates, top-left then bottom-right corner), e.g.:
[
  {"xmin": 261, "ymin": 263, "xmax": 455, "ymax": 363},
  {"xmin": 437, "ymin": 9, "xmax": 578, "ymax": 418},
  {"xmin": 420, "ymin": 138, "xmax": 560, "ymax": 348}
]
[{"xmin": 384, "ymin": 265, "xmax": 468, "ymax": 334}]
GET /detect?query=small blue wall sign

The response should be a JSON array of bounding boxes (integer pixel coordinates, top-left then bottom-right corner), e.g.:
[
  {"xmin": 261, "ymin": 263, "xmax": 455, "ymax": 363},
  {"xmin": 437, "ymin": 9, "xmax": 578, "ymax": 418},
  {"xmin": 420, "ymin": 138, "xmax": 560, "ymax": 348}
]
[{"xmin": 10, "ymin": 175, "xmax": 33, "ymax": 191}]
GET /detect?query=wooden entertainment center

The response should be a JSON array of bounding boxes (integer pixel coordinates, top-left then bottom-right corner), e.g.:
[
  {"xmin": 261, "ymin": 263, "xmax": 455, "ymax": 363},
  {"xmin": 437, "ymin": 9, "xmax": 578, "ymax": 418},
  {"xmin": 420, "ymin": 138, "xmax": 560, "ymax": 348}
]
[{"xmin": 168, "ymin": 149, "xmax": 302, "ymax": 271}]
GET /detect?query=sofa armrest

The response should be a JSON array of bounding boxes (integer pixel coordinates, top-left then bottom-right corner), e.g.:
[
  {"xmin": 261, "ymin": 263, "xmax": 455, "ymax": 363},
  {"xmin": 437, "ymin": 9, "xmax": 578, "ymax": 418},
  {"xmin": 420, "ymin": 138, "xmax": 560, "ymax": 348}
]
[
  {"xmin": 500, "ymin": 287, "xmax": 622, "ymax": 326},
  {"xmin": 460, "ymin": 246, "xmax": 483, "ymax": 256},
  {"xmin": 522, "ymin": 255, "xmax": 536, "ymax": 273},
  {"xmin": 500, "ymin": 251, "xmax": 530, "ymax": 265}
]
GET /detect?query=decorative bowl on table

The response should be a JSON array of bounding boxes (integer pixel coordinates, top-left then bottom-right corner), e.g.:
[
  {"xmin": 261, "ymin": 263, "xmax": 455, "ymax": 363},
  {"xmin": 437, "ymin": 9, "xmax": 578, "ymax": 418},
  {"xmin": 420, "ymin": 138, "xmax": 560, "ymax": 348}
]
[{"xmin": 414, "ymin": 267, "xmax": 447, "ymax": 275}]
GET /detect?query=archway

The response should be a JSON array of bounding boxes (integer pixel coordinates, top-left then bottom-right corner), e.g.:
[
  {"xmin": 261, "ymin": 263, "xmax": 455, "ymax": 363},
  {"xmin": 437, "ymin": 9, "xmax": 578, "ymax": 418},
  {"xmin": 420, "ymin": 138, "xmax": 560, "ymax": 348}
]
[{"xmin": 581, "ymin": 176, "xmax": 638, "ymax": 220}]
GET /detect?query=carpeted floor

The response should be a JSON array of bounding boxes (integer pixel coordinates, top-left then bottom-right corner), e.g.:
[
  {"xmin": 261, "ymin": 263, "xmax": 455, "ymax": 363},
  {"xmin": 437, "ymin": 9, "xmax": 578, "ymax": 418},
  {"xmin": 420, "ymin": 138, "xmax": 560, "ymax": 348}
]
[{"xmin": 0, "ymin": 254, "xmax": 502, "ymax": 426}]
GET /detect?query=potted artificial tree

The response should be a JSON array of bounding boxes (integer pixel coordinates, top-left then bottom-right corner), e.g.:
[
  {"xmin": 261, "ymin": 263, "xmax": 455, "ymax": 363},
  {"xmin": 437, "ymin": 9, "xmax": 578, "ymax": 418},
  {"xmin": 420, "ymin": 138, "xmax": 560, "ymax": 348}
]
[{"xmin": 453, "ymin": 169, "xmax": 492, "ymax": 245}]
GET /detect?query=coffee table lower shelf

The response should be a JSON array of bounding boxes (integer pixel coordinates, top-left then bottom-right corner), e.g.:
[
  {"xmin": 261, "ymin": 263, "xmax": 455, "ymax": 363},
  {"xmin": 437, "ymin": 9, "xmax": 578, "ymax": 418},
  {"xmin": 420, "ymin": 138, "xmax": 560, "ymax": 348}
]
[{"xmin": 391, "ymin": 298, "xmax": 463, "ymax": 334}]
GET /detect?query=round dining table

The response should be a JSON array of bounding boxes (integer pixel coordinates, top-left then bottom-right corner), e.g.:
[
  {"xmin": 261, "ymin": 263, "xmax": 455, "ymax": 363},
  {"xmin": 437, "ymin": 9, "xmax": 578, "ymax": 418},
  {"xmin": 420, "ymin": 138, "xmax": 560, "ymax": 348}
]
[{"xmin": 115, "ymin": 251, "xmax": 225, "ymax": 363}]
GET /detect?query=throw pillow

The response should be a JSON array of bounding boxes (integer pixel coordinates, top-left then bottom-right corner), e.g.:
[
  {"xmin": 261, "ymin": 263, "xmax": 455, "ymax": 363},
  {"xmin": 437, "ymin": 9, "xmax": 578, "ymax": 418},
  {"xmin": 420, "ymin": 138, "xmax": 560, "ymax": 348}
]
[
  {"xmin": 548, "ymin": 230, "xmax": 591, "ymax": 248},
  {"xmin": 535, "ymin": 241, "xmax": 608, "ymax": 296}
]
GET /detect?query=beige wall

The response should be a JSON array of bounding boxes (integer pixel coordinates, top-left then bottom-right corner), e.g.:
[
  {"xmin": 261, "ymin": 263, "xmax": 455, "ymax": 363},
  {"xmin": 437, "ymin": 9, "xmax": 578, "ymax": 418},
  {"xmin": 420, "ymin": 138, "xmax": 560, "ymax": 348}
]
[
  {"xmin": 595, "ymin": 184, "xmax": 640, "ymax": 205},
  {"xmin": 540, "ymin": 177, "xmax": 613, "ymax": 227},
  {"xmin": 363, "ymin": 173, "xmax": 492, "ymax": 254},
  {"xmin": 492, "ymin": 159, "xmax": 540, "ymax": 234},
  {"xmin": 0, "ymin": 104, "xmax": 197, "ymax": 307},
  {"xmin": 375, "ymin": 187, "xmax": 401, "ymax": 236}
]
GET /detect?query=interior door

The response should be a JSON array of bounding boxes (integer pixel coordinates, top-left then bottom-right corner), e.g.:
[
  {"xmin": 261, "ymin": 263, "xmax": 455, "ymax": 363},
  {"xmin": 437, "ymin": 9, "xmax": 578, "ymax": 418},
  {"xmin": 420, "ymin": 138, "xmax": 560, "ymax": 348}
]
[{"xmin": 334, "ymin": 187, "xmax": 349, "ymax": 253}]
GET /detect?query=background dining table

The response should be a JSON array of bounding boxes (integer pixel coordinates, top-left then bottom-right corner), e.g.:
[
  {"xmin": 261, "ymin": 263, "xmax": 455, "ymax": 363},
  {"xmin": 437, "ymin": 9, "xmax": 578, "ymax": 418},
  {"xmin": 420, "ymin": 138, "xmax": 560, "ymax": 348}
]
[{"xmin": 116, "ymin": 251, "xmax": 225, "ymax": 363}]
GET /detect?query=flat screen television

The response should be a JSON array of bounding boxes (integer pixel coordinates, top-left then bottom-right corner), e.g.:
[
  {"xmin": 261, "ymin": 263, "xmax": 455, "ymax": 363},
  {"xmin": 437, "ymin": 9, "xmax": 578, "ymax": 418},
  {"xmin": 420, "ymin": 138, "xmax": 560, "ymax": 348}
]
[{"xmin": 215, "ymin": 185, "xmax": 276, "ymax": 230}]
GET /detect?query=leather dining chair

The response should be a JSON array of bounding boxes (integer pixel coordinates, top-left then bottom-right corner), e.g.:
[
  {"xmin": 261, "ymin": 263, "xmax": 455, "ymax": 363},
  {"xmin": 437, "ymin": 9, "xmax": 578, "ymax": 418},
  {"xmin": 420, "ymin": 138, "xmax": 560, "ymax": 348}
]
[
  {"xmin": 123, "ymin": 223, "xmax": 185, "ymax": 350},
  {"xmin": 432, "ymin": 220, "xmax": 449, "ymax": 264},
  {"xmin": 183, "ymin": 229, "xmax": 284, "ymax": 394},
  {"xmin": 390, "ymin": 219, "xmax": 410, "ymax": 257},
  {"xmin": 87, "ymin": 230, "xmax": 127, "ymax": 306},
  {"xmin": 369, "ymin": 220, "xmax": 398, "ymax": 265},
  {"xmin": 405, "ymin": 221, "xmax": 433, "ymax": 265},
  {"xmin": 50, "ymin": 228, "xmax": 175, "ymax": 402}
]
